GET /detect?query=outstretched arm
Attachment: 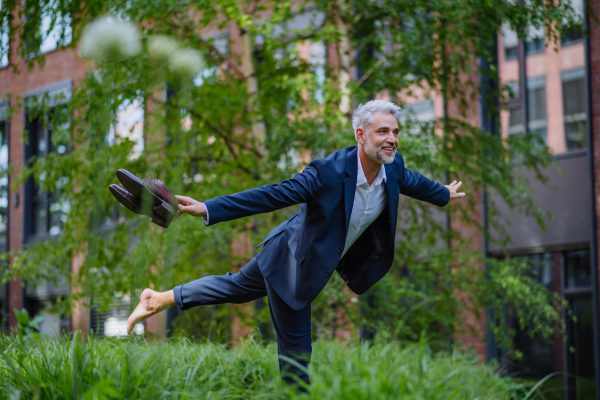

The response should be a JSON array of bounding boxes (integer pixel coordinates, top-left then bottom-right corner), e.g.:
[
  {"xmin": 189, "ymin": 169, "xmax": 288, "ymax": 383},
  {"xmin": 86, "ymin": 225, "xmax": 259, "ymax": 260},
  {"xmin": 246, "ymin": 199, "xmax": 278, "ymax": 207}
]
[
  {"xmin": 173, "ymin": 161, "xmax": 322, "ymax": 225},
  {"xmin": 400, "ymin": 168, "xmax": 466, "ymax": 207}
]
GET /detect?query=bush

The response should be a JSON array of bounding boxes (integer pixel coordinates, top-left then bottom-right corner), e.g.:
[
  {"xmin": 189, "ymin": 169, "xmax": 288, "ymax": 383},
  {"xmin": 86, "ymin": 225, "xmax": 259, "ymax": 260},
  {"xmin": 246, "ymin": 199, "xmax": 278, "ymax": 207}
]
[{"xmin": 0, "ymin": 332, "xmax": 533, "ymax": 399}]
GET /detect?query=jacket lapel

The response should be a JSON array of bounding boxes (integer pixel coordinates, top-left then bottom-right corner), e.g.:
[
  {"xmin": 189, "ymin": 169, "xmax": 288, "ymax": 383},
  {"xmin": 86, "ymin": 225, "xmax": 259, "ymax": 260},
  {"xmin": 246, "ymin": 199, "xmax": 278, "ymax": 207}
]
[
  {"xmin": 384, "ymin": 164, "xmax": 399, "ymax": 239},
  {"xmin": 344, "ymin": 147, "xmax": 358, "ymax": 236}
]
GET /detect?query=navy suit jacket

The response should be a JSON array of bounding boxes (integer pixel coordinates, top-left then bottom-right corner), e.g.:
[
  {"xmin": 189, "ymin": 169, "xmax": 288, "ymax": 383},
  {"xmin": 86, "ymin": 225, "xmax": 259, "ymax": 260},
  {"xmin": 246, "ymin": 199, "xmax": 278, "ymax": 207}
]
[{"xmin": 204, "ymin": 146, "xmax": 449, "ymax": 310}]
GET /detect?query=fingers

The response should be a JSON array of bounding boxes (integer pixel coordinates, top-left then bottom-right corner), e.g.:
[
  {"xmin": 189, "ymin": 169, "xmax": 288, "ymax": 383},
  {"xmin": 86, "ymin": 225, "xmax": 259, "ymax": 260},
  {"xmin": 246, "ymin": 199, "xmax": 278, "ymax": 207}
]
[
  {"xmin": 454, "ymin": 181, "xmax": 462, "ymax": 190},
  {"xmin": 174, "ymin": 195, "xmax": 193, "ymax": 205},
  {"xmin": 177, "ymin": 203, "xmax": 194, "ymax": 212}
]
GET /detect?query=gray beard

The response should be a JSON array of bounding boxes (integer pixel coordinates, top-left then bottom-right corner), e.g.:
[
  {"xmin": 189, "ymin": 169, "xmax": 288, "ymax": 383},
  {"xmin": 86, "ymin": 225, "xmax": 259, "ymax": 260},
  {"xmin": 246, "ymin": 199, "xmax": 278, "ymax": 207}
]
[{"xmin": 364, "ymin": 139, "xmax": 395, "ymax": 164}]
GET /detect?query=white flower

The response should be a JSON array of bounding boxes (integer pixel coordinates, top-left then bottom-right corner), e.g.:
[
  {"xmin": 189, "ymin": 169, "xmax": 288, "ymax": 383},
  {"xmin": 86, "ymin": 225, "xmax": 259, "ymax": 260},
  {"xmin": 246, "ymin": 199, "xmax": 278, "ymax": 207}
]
[
  {"xmin": 168, "ymin": 48, "xmax": 204, "ymax": 77},
  {"xmin": 79, "ymin": 17, "xmax": 141, "ymax": 60},
  {"xmin": 148, "ymin": 35, "xmax": 180, "ymax": 64}
]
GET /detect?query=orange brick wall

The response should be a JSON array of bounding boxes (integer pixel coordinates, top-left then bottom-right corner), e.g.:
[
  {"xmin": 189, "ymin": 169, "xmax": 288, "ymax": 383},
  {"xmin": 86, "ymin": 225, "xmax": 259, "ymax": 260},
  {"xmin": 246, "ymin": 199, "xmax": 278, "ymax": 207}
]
[{"xmin": 0, "ymin": 10, "xmax": 89, "ymax": 328}]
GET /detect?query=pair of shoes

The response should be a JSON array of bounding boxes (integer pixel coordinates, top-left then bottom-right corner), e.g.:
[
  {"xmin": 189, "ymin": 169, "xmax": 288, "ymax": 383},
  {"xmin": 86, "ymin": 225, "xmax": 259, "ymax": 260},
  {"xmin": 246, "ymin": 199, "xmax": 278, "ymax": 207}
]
[{"xmin": 108, "ymin": 169, "xmax": 180, "ymax": 228}]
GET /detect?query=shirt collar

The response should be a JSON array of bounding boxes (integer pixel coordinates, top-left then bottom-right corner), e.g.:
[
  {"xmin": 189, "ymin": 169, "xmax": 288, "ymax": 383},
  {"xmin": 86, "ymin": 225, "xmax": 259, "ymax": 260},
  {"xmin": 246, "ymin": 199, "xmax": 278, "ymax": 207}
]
[{"xmin": 357, "ymin": 153, "xmax": 387, "ymax": 188}]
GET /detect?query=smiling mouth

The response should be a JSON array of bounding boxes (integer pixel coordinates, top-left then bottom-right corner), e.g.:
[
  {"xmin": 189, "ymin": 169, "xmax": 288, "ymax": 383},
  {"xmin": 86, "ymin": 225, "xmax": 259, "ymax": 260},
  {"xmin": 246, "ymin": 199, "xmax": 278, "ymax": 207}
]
[{"xmin": 381, "ymin": 147, "xmax": 396, "ymax": 153}]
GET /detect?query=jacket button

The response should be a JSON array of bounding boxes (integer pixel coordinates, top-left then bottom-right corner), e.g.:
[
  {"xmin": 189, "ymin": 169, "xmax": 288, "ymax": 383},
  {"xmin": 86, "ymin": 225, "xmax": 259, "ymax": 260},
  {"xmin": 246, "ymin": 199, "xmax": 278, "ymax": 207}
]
[
  {"xmin": 325, "ymin": 271, "xmax": 331, "ymax": 277},
  {"xmin": 337, "ymin": 248, "xmax": 342, "ymax": 253}
]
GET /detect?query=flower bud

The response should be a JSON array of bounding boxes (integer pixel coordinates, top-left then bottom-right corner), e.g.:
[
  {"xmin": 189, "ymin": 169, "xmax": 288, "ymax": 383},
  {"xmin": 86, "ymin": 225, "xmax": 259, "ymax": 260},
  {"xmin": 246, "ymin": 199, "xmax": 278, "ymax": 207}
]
[
  {"xmin": 148, "ymin": 35, "xmax": 180, "ymax": 64},
  {"xmin": 168, "ymin": 48, "xmax": 204, "ymax": 77},
  {"xmin": 80, "ymin": 17, "xmax": 141, "ymax": 60}
]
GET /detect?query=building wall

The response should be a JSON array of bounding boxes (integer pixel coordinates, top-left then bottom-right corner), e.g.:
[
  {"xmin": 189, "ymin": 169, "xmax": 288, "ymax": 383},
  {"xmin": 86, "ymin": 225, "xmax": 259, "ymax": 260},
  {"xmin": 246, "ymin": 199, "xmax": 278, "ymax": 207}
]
[
  {"xmin": 591, "ymin": 0, "xmax": 600, "ymax": 313},
  {"xmin": 588, "ymin": 2, "xmax": 600, "ymax": 397},
  {"xmin": 0, "ymin": 7, "xmax": 89, "ymax": 328}
]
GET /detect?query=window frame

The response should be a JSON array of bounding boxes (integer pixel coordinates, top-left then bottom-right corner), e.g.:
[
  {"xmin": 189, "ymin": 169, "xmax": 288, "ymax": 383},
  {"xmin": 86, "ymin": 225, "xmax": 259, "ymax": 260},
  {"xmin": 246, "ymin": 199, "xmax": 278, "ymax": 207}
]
[
  {"xmin": 561, "ymin": 68, "xmax": 587, "ymax": 152},
  {"xmin": 22, "ymin": 0, "xmax": 72, "ymax": 59},
  {"xmin": 23, "ymin": 80, "xmax": 71, "ymax": 244}
]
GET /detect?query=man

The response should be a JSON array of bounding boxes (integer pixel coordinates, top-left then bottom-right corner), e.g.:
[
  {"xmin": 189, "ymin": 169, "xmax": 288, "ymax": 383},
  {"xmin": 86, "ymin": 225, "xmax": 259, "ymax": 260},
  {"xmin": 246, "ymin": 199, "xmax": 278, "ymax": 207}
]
[{"xmin": 126, "ymin": 99, "xmax": 465, "ymax": 386}]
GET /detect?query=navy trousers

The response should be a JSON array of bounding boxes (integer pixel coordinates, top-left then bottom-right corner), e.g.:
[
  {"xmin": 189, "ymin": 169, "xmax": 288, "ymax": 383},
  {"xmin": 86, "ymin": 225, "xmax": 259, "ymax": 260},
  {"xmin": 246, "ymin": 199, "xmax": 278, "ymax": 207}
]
[{"xmin": 173, "ymin": 257, "xmax": 312, "ymax": 386}]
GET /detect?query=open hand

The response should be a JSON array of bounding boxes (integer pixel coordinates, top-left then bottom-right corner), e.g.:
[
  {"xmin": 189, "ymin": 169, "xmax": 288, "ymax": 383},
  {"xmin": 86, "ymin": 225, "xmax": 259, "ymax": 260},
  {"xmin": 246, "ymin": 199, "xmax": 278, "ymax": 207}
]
[
  {"xmin": 445, "ymin": 181, "xmax": 466, "ymax": 200},
  {"xmin": 172, "ymin": 195, "xmax": 207, "ymax": 220}
]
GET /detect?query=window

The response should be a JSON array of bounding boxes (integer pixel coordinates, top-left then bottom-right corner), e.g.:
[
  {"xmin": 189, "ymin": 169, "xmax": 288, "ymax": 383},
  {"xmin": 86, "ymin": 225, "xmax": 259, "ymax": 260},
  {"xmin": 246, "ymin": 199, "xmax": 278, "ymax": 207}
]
[
  {"xmin": 505, "ymin": 46, "xmax": 518, "ymax": 61},
  {"xmin": 511, "ymin": 253, "xmax": 556, "ymax": 377},
  {"xmin": 193, "ymin": 34, "xmax": 228, "ymax": 87},
  {"xmin": 525, "ymin": 37, "xmax": 544, "ymax": 55},
  {"xmin": 502, "ymin": 25, "xmax": 545, "ymax": 60},
  {"xmin": 108, "ymin": 99, "xmax": 144, "ymax": 160},
  {"xmin": 562, "ymin": 0, "xmax": 585, "ymax": 46},
  {"xmin": 563, "ymin": 248, "xmax": 596, "ymax": 399},
  {"xmin": 25, "ymin": 105, "xmax": 70, "ymax": 239},
  {"xmin": 0, "ymin": 0, "xmax": 8, "ymax": 68},
  {"xmin": 400, "ymin": 100, "xmax": 435, "ymax": 135},
  {"xmin": 508, "ymin": 77, "xmax": 547, "ymax": 140},
  {"xmin": 562, "ymin": 27, "xmax": 584, "ymax": 46},
  {"xmin": 527, "ymin": 77, "xmax": 547, "ymax": 138},
  {"xmin": 0, "ymin": 113, "xmax": 8, "ymax": 252},
  {"xmin": 23, "ymin": 0, "xmax": 72, "ymax": 58},
  {"xmin": 562, "ymin": 68, "xmax": 587, "ymax": 151},
  {"xmin": 310, "ymin": 41, "xmax": 326, "ymax": 104},
  {"xmin": 502, "ymin": 249, "xmax": 596, "ymax": 399}
]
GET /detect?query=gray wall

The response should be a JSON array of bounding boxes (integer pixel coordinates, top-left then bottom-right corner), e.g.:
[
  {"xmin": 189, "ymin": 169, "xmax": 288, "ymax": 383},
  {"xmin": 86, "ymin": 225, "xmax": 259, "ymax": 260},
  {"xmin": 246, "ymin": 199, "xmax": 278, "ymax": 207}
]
[{"xmin": 489, "ymin": 153, "xmax": 591, "ymax": 254}]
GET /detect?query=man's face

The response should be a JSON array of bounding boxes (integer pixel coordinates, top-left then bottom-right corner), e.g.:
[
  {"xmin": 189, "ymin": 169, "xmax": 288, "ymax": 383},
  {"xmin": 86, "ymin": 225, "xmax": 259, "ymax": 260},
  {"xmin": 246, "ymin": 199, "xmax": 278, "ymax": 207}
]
[{"xmin": 358, "ymin": 111, "xmax": 399, "ymax": 164}]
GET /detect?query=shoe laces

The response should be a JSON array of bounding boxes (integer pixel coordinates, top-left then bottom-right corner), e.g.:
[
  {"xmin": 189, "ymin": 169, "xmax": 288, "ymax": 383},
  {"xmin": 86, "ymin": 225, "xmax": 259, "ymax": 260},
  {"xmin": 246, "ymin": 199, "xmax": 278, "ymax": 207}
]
[{"xmin": 144, "ymin": 173, "xmax": 159, "ymax": 183}]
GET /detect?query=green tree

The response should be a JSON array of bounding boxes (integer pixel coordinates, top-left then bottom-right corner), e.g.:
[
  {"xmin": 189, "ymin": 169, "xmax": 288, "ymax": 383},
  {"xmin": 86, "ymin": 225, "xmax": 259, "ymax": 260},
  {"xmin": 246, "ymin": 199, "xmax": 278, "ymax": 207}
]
[{"xmin": 0, "ymin": 0, "xmax": 585, "ymax": 357}]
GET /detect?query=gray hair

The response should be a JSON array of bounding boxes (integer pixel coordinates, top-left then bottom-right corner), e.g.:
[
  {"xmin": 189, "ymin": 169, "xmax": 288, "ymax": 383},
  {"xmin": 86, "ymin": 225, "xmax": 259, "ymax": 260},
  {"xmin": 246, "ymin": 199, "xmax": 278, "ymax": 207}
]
[{"xmin": 352, "ymin": 100, "xmax": 402, "ymax": 140}]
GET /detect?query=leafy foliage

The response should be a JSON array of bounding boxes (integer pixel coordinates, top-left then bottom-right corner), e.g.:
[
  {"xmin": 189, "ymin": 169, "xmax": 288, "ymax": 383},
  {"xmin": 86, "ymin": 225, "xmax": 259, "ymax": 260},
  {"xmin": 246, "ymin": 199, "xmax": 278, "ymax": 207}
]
[
  {"xmin": 0, "ymin": 0, "xmax": 585, "ymax": 358},
  {"xmin": 0, "ymin": 333, "xmax": 535, "ymax": 399}
]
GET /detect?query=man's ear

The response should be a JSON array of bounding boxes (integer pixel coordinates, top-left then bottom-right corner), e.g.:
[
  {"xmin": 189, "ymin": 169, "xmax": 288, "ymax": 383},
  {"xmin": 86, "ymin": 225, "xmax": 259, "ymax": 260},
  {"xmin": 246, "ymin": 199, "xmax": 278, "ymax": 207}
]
[{"xmin": 356, "ymin": 128, "xmax": 366, "ymax": 145}]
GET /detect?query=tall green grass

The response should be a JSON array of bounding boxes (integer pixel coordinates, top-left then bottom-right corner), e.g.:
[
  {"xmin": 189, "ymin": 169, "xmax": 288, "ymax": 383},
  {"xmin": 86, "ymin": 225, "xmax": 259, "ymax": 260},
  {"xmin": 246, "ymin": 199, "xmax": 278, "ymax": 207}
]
[{"xmin": 0, "ymin": 333, "xmax": 529, "ymax": 399}]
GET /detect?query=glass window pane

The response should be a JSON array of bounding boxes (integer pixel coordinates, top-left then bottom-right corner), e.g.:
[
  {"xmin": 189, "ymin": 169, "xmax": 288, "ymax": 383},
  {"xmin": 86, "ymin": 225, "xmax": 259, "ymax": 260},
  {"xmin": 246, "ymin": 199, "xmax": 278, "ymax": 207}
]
[
  {"xmin": 509, "ymin": 107, "xmax": 524, "ymax": 135},
  {"xmin": 563, "ymin": 78, "xmax": 585, "ymax": 115},
  {"xmin": 26, "ymin": 107, "xmax": 70, "ymax": 239},
  {"xmin": 31, "ymin": 199, "xmax": 47, "ymax": 236},
  {"xmin": 0, "ymin": 3, "xmax": 8, "ymax": 69},
  {"xmin": 49, "ymin": 192, "xmax": 66, "ymax": 236},
  {"xmin": 562, "ymin": 77, "xmax": 587, "ymax": 151},
  {"xmin": 528, "ymin": 86, "xmax": 547, "ymax": 123},
  {"xmin": 511, "ymin": 252, "xmax": 556, "ymax": 377},
  {"xmin": 565, "ymin": 249, "xmax": 591, "ymax": 288},
  {"xmin": 39, "ymin": 9, "xmax": 72, "ymax": 54},
  {"xmin": 0, "ymin": 121, "xmax": 7, "ymax": 250},
  {"xmin": 525, "ymin": 37, "xmax": 545, "ymax": 55},
  {"xmin": 505, "ymin": 46, "xmax": 517, "ymax": 61},
  {"xmin": 567, "ymin": 297, "xmax": 597, "ymax": 399}
]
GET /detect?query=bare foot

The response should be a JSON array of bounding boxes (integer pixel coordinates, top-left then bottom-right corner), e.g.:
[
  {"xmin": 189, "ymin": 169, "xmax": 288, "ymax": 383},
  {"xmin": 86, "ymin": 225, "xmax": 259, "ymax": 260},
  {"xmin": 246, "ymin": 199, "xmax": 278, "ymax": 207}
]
[{"xmin": 127, "ymin": 288, "xmax": 171, "ymax": 334}]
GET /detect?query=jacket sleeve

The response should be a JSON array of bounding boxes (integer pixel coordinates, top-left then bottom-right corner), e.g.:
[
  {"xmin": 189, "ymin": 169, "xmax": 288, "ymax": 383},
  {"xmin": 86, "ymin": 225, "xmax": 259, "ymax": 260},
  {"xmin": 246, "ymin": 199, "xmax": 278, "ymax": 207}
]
[
  {"xmin": 400, "ymin": 167, "xmax": 450, "ymax": 207},
  {"xmin": 203, "ymin": 161, "xmax": 322, "ymax": 225}
]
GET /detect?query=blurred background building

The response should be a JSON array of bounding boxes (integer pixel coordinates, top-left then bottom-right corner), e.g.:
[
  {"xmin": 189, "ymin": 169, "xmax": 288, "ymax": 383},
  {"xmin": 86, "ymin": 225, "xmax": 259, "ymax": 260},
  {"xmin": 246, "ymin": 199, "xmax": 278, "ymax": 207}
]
[{"xmin": 0, "ymin": 1, "xmax": 599, "ymax": 399}]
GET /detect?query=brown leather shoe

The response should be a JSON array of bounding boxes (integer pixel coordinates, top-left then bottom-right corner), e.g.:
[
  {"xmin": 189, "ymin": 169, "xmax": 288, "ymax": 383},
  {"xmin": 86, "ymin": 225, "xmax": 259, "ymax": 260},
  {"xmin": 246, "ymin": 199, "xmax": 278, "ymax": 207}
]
[
  {"xmin": 109, "ymin": 184, "xmax": 172, "ymax": 228},
  {"xmin": 116, "ymin": 169, "xmax": 180, "ymax": 221}
]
